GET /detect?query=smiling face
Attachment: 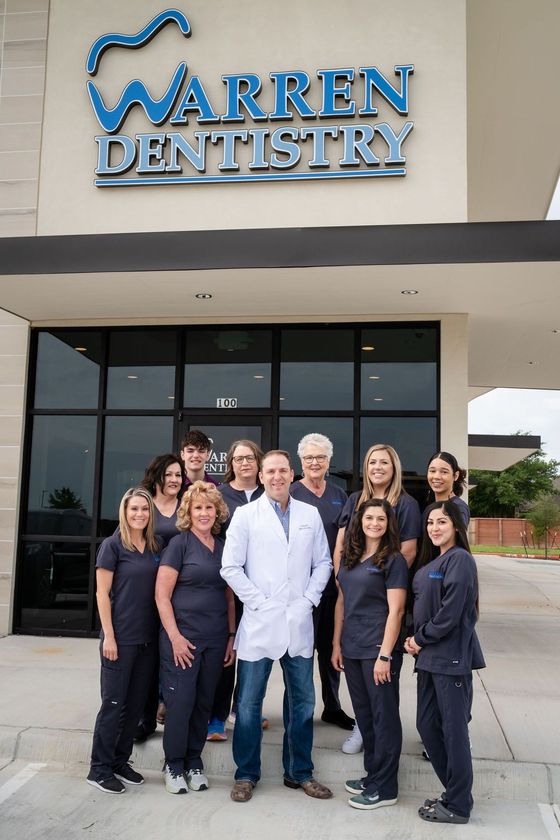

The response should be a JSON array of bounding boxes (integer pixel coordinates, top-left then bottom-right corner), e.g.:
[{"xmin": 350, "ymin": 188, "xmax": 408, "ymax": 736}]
[
  {"xmin": 181, "ymin": 445, "xmax": 210, "ymax": 476},
  {"xmin": 427, "ymin": 457, "xmax": 458, "ymax": 500},
  {"xmin": 189, "ymin": 496, "xmax": 217, "ymax": 535},
  {"xmin": 232, "ymin": 444, "xmax": 259, "ymax": 484},
  {"xmin": 126, "ymin": 495, "xmax": 151, "ymax": 533},
  {"xmin": 361, "ymin": 506, "xmax": 388, "ymax": 543},
  {"xmin": 162, "ymin": 462, "xmax": 183, "ymax": 498},
  {"xmin": 366, "ymin": 449, "xmax": 394, "ymax": 494},
  {"xmin": 426, "ymin": 509, "xmax": 457, "ymax": 554},
  {"xmin": 260, "ymin": 453, "xmax": 294, "ymax": 504},
  {"xmin": 300, "ymin": 443, "xmax": 330, "ymax": 483}
]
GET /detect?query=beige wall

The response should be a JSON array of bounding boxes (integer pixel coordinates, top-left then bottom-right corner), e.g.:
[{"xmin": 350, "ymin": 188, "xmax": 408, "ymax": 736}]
[
  {"xmin": 38, "ymin": 0, "xmax": 468, "ymax": 235},
  {"xmin": 0, "ymin": 307, "xmax": 29, "ymax": 635},
  {"xmin": 0, "ymin": 0, "xmax": 48, "ymax": 237}
]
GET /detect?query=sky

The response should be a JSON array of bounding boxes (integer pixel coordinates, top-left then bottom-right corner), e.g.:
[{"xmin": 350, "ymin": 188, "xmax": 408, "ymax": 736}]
[{"xmin": 468, "ymin": 388, "xmax": 560, "ymax": 464}]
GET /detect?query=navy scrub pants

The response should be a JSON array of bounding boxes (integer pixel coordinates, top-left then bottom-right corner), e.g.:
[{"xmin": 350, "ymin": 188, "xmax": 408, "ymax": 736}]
[
  {"xmin": 343, "ymin": 653, "xmax": 403, "ymax": 798},
  {"xmin": 90, "ymin": 641, "xmax": 157, "ymax": 780},
  {"xmin": 160, "ymin": 631, "xmax": 226, "ymax": 774},
  {"xmin": 416, "ymin": 669, "xmax": 474, "ymax": 819},
  {"xmin": 314, "ymin": 588, "xmax": 342, "ymax": 713}
]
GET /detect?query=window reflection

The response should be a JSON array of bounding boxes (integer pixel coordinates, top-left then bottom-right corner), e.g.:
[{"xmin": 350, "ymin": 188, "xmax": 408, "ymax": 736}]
[
  {"xmin": 280, "ymin": 329, "xmax": 353, "ymax": 410},
  {"xmin": 184, "ymin": 330, "xmax": 272, "ymax": 408},
  {"xmin": 25, "ymin": 416, "xmax": 96, "ymax": 536},
  {"xmin": 100, "ymin": 416, "xmax": 173, "ymax": 534},
  {"xmin": 361, "ymin": 362, "xmax": 437, "ymax": 410},
  {"xmin": 19, "ymin": 541, "xmax": 90, "ymax": 631},
  {"xmin": 34, "ymin": 331, "xmax": 102, "ymax": 409},
  {"xmin": 106, "ymin": 330, "xmax": 177, "ymax": 409}
]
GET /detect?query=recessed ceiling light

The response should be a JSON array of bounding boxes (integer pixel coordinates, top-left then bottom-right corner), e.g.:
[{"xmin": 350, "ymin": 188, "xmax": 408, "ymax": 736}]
[
  {"xmin": 527, "ymin": 361, "xmax": 537, "ymax": 365},
  {"xmin": 167, "ymin": 396, "xmax": 175, "ymax": 400},
  {"xmin": 226, "ymin": 348, "xmax": 235, "ymax": 352},
  {"xmin": 401, "ymin": 289, "xmax": 418, "ymax": 295},
  {"xmin": 369, "ymin": 375, "xmax": 381, "ymax": 380},
  {"xmin": 254, "ymin": 374, "xmax": 264, "ymax": 379},
  {"xmin": 361, "ymin": 345, "xmax": 375, "ymax": 351},
  {"xmin": 195, "ymin": 292, "xmax": 213, "ymax": 299},
  {"xmin": 74, "ymin": 346, "xmax": 87, "ymax": 352},
  {"xmin": 552, "ymin": 329, "xmax": 560, "ymax": 334},
  {"xmin": 127, "ymin": 375, "xmax": 139, "ymax": 379},
  {"xmin": 279, "ymin": 396, "xmax": 285, "ymax": 401},
  {"xmin": 374, "ymin": 397, "xmax": 384, "ymax": 401}
]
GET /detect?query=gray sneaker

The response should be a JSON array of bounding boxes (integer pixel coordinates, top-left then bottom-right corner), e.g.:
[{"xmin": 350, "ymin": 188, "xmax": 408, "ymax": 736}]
[
  {"xmin": 186, "ymin": 769, "xmax": 208, "ymax": 791},
  {"xmin": 345, "ymin": 778, "xmax": 367, "ymax": 795},
  {"xmin": 164, "ymin": 764, "xmax": 188, "ymax": 794},
  {"xmin": 348, "ymin": 791, "xmax": 397, "ymax": 810}
]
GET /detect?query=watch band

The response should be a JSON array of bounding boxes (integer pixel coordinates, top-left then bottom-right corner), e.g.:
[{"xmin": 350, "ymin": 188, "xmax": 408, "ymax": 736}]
[{"xmin": 378, "ymin": 654, "xmax": 391, "ymax": 662}]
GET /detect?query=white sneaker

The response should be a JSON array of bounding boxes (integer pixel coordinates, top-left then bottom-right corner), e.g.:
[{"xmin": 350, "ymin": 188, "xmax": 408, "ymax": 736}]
[
  {"xmin": 164, "ymin": 763, "xmax": 188, "ymax": 794},
  {"xmin": 342, "ymin": 724, "xmax": 363, "ymax": 754},
  {"xmin": 186, "ymin": 769, "xmax": 208, "ymax": 791}
]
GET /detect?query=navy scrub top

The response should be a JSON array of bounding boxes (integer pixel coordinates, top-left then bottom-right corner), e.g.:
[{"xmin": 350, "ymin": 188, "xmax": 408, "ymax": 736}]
[
  {"xmin": 338, "ymin": 490, "xmax": 422, "ymax": 543},
  {"xmin": 290, "ymin": 480, "xmax": 347, "ymax": 596},
  {"xmin": 337, "ymin": 552, "xmax": 408, "ymax": 659},
  {"xmin": 154, "ymin": 501, "xmax": 181, "ymax": 548},
  {"xmin": 160, "ymin": 530, "xmax": 228, "ymax": 641},
  {"xmin": 412, "ymin": 545, "xmax": 485, "ymax": 676},
  {"xmin": 96, "ymin": 531, "xmax": 160, "ymax": 645},
  {"xmin": 218, "ymin": 482, "xmax": 264, "ymax": 535}
]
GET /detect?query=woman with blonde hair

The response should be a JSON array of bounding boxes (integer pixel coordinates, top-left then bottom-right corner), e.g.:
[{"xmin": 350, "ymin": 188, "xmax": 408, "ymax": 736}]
[
  {"xmin": 87, "ymin": 487, "xmax": 161, "ymax": 794},
  {"xmin": 156, "ymin": 481, "xmax": 236, "ymax": 794}
]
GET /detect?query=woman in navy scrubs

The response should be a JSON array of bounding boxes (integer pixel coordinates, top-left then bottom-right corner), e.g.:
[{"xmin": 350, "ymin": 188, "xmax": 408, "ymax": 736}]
[
  {"xmin": 335, "ymin": 443, "xmax": 421, "ymax": 754},
  {"xmin": 207, "ymin": 439, "xmax": 264, "ymax": 741},
  {"xmin": 332, "ymin": 499, "xmax": 408, "ymax": 810},
  {"xmin": 425, "ymin": 451, "xmax": 469, "ymax": 527},
  {"xmin": 290, "ymin": 432, "xmax": 354, "ymax": 731},
  {"xmin": 134, "ymin": 453, "xmax": 186, "ymax": 741},
  {"xmin": 156, "ymin": 481, "xmax": 236, "ymax": 794},
  {"xmin": 87, "ymin": 487, "xmax": 161, "ymax": 794},
  {"xmin": 405, "ymin": 501, "xmax": 485, "ymax": 824}
]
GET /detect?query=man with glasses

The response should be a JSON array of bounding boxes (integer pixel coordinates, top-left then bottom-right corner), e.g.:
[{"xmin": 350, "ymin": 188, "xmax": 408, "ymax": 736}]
[{"xmin": 221, "ymin": 449, "xmax": 333, "ymax": 803}]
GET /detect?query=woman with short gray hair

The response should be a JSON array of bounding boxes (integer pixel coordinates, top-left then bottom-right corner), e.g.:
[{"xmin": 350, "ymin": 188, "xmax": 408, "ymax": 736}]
[{"xmin": 290, "ymin": 433, "xmax": 354, "ymax": 731}]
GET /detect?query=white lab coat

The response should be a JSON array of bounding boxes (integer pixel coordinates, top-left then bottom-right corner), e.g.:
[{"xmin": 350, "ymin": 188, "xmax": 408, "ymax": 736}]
[{"xmin": 220, "ymin": 493, "xmax": 332, "ymax": 661}]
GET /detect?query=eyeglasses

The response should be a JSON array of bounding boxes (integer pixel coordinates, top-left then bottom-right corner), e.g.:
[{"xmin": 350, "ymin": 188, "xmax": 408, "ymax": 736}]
[
  {"xmin": 232, "ymin": 454, "xmax": 257, "ymax": 464},
  {"xmin": 302, "ymin": 455, "xmax": 328, "ymax": 464}
]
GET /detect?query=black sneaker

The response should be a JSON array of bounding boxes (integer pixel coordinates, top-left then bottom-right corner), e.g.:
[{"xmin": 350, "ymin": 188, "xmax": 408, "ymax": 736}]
[
  {"xmin": 87, "ymin": 772, "xmax": 126, "ymax": 794},
  {"xmin": 114, "ymin": 763, "xmax": 144, "ymax": 785}
]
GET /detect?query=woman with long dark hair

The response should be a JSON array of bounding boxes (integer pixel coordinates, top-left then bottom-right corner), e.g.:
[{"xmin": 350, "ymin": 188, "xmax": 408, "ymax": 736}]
[
  {"xmin": 134, "ymin": 453, "xmax": 186, "ymax": 741},
  {"xmin": 87, "ymin": 487, "xmax": 161, "ymax": 794},
  {"xmin": 335, "ymin": 443, "xmax": 421, "ymax": 755},
  {"xmin": 425, "ymin": 451, "xmax": 469, "ymax": 527},
  {"xmin": 332, "ymin": 498, "xmax": 408, "ymax": 810},
  {"xmin": 405, "ymin": 501, "xmax": 485, "ymax": 824}
]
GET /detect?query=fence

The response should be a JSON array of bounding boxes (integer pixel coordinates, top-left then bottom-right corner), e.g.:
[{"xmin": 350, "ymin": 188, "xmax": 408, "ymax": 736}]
[{"xmin": 470, "ymin": 518, "xmax": 533, "ymax": 547}]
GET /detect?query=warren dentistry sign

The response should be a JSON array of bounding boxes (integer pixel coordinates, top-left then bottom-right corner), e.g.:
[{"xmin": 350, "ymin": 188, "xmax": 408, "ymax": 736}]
[{"xmin": 87, "ymin": 9, "xmax": 415, "ymax": 188}]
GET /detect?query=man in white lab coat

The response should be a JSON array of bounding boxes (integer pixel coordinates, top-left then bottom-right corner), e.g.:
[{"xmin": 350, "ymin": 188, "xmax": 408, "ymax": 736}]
[{"xmin": 221, "ymin": 449, "xmax": 333, "ymax": 803}]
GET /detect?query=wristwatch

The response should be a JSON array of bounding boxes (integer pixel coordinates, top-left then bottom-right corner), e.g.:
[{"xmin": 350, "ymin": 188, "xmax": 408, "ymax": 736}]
[{"xmin": 378, "ymin": 654, "xmax": 391, "ymax": 662}]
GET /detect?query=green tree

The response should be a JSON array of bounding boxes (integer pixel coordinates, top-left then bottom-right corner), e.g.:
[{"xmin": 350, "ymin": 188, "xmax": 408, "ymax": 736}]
[
  {"xmin": 469, "ymin": 440, "xmax": 559, "ymax": 518},
  {"xmin": 526, "ymin": 496, "xmax": 560, "ymax": 556},
  {"xmin": 47, "ymin": 486, "xmax": 83, "ymax": 510}
]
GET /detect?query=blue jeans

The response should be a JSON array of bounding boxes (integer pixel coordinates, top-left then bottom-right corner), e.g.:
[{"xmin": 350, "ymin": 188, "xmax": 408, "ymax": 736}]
[{"xmin": 233, "ymin": 654, "xmax": 315, "ymax": 784}]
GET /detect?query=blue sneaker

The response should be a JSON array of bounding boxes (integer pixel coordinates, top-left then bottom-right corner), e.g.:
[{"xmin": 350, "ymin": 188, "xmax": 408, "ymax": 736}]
[{"xmin": 206, "ymin": 718, "xmax": 227, "ymax": 741}]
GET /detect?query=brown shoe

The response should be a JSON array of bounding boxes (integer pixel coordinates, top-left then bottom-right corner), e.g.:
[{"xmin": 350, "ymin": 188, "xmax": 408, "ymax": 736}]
[
  {"xmin": 230, "ymin": 780, "xmax": 255, "ymax": 802},
  {"xmin": 283, "ymin": 777, "xmax": 333, "ymax": 799}
]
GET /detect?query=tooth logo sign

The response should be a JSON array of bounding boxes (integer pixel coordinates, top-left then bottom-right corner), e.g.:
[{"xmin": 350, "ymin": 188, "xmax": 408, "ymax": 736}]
[{"xmin": 87, "ymin": 9, "xmax": 414, "ymax": 188}]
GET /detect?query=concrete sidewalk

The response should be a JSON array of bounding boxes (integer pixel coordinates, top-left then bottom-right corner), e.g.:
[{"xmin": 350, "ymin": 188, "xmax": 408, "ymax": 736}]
[{"xmin": 1, "ymin": 554, "xmax": 559, "ymax": 804}]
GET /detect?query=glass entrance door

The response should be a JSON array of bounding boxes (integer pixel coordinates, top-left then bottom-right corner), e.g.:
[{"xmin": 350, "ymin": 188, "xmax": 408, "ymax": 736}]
[{"xmin": 179, "ymin": 417, "xmax": 272, "ymax": 483}]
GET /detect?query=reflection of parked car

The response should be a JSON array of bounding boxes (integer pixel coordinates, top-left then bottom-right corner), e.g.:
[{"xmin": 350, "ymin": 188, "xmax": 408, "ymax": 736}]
[
  {"xmin": 26, "ymin": 507, "xmax": 92, "ymax": 537},
  {"xmin": 24, "ymin": 510, "xmax": 91, "ymax": 608}
]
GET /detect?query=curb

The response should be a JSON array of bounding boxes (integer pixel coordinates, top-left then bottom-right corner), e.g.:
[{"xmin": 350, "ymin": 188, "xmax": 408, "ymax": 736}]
[{"xmin": 1, "ymin": 725, "xmax": 557, "ymax": 804}]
